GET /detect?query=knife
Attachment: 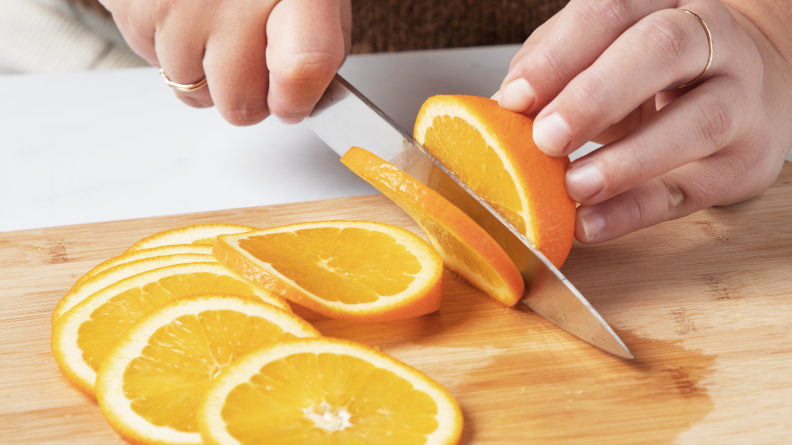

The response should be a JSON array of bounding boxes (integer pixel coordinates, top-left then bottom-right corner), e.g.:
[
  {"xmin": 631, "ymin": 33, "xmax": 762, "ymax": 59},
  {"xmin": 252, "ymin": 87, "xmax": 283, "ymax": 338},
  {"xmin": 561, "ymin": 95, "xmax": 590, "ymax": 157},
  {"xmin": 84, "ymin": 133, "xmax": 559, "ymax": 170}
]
[{"xmin": 305, "ymin": 74, "xmax": 633, "ymax": 359}]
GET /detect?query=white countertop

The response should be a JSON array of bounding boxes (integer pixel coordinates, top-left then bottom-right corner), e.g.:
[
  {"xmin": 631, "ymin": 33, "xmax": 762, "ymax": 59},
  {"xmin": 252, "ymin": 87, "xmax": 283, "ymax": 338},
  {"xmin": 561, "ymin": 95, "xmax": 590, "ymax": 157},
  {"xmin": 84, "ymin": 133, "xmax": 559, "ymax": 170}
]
[{"xmin": 3, "ymin": 45, "xmax": 787, "ymax": 233}]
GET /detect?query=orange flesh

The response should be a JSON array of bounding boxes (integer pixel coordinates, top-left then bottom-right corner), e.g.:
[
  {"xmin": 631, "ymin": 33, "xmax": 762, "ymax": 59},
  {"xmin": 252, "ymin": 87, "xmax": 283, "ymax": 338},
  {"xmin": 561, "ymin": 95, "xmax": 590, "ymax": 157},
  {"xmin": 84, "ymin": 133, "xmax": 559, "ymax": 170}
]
[
  {"xmin": 122, "ymin": 310, "xmax": 297, "ymax": 433},
  {"xmin": 221, "ymin": 352, "xmax": 439, "ymax": 444},
  {"xmin": 239, "ymin": 228, "xmax": 422, "ymax": 305}
]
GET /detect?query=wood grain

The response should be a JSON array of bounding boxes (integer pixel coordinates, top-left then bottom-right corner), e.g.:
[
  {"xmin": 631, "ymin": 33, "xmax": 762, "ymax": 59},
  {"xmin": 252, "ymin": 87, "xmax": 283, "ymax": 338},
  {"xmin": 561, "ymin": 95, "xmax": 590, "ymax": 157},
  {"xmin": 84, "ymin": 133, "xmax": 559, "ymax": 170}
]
[{"xmin": 2, "ymin": 163, "xmax": 792, "ymax": 444}]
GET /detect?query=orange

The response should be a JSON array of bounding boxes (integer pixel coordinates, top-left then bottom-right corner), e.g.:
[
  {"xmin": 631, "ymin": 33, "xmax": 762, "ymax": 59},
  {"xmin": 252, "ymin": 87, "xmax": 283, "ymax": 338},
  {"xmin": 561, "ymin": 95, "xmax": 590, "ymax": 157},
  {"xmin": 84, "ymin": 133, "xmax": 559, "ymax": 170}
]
[
  {"xmin": 74, "ymin": 244, "xmax": 214, "ymax": 287},
  {"xmin": 414, "ymin": 95, "xmax": 576, "ymax": 267},
  {"xmin": 127, "ymin": 224, "xmax": 260, "ymax": 252},
  {"xmin": 52, "ymin": 262, "xmax": 290, "ymax": 398},
  {"xmin": 197, "ymin": 337, "xmax": 463, "ymax": 445},
  {"xmin": 342, "ymin": 147, "xmax": 524, "ymax": 306},
  {"xmin": 96, "ymin": 295, "xmax": 320, "ymax": 445},
  {"xmin": 52, "ymin": 252, "xmax": 217, "ymax": 325},
  {"xmin": 213, "ymin": 221, "xmax": 443, "ymax": 322}
]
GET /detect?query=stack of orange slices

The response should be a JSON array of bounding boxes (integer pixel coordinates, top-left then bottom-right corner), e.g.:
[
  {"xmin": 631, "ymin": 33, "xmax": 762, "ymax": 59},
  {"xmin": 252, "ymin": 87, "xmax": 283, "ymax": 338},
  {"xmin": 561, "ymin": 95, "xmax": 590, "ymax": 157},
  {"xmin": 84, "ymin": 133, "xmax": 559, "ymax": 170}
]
[{"xmin": 52, "ymin": 223, "xmax": 463, "ymax": 445}]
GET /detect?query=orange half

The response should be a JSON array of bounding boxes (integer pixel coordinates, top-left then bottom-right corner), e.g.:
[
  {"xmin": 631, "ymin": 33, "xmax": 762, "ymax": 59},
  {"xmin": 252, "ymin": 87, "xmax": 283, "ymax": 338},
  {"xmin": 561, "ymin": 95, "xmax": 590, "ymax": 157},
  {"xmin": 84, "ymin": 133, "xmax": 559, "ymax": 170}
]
[
  {"xmin": 414, "ymin": 95, "xmax": 576, "ymax": 267},
  {"xmin": 342, "ymin": 147, "xmax": 524, "ymax": 306}
]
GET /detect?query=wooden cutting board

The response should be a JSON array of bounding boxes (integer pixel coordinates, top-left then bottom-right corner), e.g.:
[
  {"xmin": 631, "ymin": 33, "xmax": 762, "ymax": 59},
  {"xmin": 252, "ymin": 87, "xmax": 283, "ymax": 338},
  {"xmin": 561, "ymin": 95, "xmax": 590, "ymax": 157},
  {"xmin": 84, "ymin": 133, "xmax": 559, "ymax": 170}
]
[{"xmin": 2, "ymin": 163, "xmax": 792, "ymax": 445}]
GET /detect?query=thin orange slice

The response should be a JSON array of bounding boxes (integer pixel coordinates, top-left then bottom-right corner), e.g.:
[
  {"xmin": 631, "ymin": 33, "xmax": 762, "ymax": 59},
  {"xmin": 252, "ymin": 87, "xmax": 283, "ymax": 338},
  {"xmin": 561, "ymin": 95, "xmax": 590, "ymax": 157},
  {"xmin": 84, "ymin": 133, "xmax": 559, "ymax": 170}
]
[
  {"xmin": 213, "ymin": 221, "xmax": 443, "ymax": 322},
  {"xmin": 127, "ymin": 224, "xmax": 260, "ymax": 252},
  {"xmin": 198, "ymin": 338, "xmax": 463, "ymax": 445},
  {"xmin": 52, "ymin": 252, "xmax": 217, "ymax": 325},
  {"xmin": 342, "ymin": 147, "xmax": 524, "ymax": 306},
  {"xmin": 75, "ymin": 244, "xmax": 214, "ymax": 287},
  {"xmin": 52, "ymin": 262, "xmax": 290, "ymax": 398},
  {"xmin": 414, "ymin": 95, "xmax": 576, "ymax": 267},
  {"xmin": 96, "ymin": 295, "xmax": 320, "ymax": 445}
]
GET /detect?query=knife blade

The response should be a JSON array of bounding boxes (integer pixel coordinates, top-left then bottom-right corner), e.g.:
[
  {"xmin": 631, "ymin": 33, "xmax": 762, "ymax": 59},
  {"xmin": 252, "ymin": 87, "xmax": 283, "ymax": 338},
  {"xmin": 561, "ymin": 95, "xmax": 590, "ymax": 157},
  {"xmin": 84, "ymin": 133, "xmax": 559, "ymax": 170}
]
[{"xmin": 305, "ymin": 74, "xmax": 633, "ymax": 359}]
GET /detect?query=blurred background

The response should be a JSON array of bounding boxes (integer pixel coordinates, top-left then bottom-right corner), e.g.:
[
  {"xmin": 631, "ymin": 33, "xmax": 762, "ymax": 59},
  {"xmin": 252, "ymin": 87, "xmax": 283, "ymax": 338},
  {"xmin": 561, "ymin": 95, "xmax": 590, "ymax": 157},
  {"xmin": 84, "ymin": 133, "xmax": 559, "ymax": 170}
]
[{"xmin": 0, "ymin": 0, "xmax": 568, "ymax": 74}]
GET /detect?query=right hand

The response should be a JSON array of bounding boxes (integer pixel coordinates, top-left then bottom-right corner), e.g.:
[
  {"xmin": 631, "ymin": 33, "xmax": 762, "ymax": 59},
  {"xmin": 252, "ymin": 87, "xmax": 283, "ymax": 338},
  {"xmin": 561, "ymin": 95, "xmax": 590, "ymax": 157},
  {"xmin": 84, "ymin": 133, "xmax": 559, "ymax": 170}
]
[{"xmin": 100, "ymin": 0, "xmax": 352, "ymax": 126}]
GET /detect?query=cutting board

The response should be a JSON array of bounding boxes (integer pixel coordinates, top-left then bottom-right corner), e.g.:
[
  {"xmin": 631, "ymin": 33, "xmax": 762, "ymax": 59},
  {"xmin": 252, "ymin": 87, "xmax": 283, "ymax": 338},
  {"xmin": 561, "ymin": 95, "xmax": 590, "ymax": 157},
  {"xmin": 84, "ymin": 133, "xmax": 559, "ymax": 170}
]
[{"xmin": 2, "ymin": 163, "xmax": 792, "ymax": 445}]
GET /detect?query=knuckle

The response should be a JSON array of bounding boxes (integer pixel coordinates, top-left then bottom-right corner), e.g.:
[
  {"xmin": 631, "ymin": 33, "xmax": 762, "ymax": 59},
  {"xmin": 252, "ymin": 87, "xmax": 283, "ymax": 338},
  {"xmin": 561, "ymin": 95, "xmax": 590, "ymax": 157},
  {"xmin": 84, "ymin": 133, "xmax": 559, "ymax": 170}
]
[
  {"xmin": 533, "ymin": 45, "xmax": 570, "ymax": 84},
  {"xmin": 693, "ymin": 98, "xmax": 732, "ymax": 148},
  {"xmin": 660, "ymin": 177, "xmax": 686, "ymax": 213},
  {"xmin": 581, "ymin": 0, "xmax": 631, "ymax": 31},
  {"xmin": 275, "ymin": 51, "xmax": 340, "ymax": 85},
  {"xmin": 570, "ymin": 71, "xmax": 610, "ymax": 119},
  {"xmin": 639, "ymin": 15, "xmax": 688, "ymax": 73}
]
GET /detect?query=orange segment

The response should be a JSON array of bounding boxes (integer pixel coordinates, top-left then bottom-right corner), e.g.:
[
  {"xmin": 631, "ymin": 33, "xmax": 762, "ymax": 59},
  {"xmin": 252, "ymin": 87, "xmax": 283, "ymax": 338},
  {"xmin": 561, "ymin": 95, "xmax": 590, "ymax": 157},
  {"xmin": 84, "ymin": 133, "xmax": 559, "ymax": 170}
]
[
  {"xmin": 414, "ymin": 95, "xmax": 576, "ymax": 267},
  {"xmin": 213, "ymin": 221, "xmax": 443, "ymax": 322},
  {"xmin": 127, "ymin": 224, "xmax": 260, "ymax": 252},
  {"xmin": 96, "ymin": 295, "xmax": 320, "ymax": 445},
  {"xmin": 52, "ymin": 262, "xmax": 290, "ymax": 398},
  {"xmin": 342, "ymin": 147, "xmax": 524, "ymax": 306},
  {"xmin": 198, "ymin": 338, "xmax": 463, "ymax": 445}
]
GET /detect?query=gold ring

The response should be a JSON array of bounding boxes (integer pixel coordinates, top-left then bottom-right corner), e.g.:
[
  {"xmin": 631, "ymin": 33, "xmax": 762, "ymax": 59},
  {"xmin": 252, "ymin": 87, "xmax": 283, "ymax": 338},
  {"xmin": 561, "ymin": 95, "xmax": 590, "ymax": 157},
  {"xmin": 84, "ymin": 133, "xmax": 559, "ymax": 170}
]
[
  {"xmin": 678, "ymin": 9, "xmax": 713, "ymax": 88},
  {"xmin": 159, "ymin": 68, "xmax": 208, "ymax": 92}
]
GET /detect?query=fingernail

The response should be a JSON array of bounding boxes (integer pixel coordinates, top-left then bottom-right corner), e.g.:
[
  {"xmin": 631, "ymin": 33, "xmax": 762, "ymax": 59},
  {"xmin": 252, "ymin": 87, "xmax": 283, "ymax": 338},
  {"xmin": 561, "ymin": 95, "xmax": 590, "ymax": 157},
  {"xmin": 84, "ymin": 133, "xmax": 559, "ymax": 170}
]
[
  {"xmin": 499, "ymin": 78, "xmax": 535, "ymax": 112},
  {"xmin": 490, "ymin": 90, "xmax": 501, "ymax": 101},
  {"xmin": 566, "ymin": 164, "xmax": 604, "ymax": 201},
  {"xmin": 580, "ymin": 211, "xmax": 605, "ymax": 240},
  {"xmin": 533, "ymin": 112, "xmax": 571, "ymax": 156}
]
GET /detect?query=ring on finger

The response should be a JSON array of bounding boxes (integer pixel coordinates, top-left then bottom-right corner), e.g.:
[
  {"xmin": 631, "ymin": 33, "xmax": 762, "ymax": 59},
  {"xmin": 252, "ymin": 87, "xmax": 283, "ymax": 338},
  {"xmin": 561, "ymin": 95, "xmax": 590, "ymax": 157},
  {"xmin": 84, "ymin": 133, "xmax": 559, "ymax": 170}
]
[
  {"xmin": 678, "ymin": 9, "xmax": 713, "ymax": 88},
  {"xmin": 159, "ymin": 68, "xmax": 208, "ymax": 92}
]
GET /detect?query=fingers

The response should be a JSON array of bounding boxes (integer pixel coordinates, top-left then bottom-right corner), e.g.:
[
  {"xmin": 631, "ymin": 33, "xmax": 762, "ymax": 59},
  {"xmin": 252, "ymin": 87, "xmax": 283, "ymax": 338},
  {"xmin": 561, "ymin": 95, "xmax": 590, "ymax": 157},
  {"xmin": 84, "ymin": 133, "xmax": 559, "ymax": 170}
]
[
  {"xmin": 202, "ymin": 5, "xmax": 273, "ymax": 126},
  {"xmin": 154, "ymin": 4, "xmax": 214, "ymax": 108},
  {"xmin": 265, "ymin": 0, "xmax": 350, "ymax": 124},
  {"xmin": 532, "ymin": 7, "xmax": 715, "ymax": 157},
  {"xmin": 574, "ymin": 141, "xmax": 776, "ymax": 243},
  {"xmin": 498, "ymin": 0, "xmax": 676, "ymax": 115},
  {"xmin": 566, "ymin": 76, "xmax": 746, "ymax": 204}
]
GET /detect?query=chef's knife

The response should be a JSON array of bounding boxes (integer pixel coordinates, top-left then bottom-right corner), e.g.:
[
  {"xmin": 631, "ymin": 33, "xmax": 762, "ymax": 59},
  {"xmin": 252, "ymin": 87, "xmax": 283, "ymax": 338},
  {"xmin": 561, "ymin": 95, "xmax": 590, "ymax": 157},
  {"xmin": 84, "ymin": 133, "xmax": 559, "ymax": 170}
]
[{"xmin": 305, "ymin": 75, "xmax": 633, "ymax": 359}]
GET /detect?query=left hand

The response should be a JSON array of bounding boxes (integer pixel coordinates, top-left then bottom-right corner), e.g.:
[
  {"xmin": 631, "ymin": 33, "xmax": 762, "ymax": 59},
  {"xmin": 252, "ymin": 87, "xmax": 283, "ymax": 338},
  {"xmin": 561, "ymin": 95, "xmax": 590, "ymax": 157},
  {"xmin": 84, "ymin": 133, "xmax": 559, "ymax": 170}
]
[{"xmin": 496, "ymin": 0, "xmax": 792, "ymax": 243}]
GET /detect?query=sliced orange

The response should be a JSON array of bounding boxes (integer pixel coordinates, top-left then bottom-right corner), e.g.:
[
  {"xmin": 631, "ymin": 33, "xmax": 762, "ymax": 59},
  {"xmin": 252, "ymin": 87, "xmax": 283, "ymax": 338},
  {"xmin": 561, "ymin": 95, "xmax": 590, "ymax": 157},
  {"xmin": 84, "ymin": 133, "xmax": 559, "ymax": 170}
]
[
  {"xmin": 213, "ymin": 221, "xmax": 443, "ymax": 322},
  {"xmin": 96, "ymin": 295, "xmax": 320, "ymax": 445},
  {"xmin": 342, "ymin": 147, "xmax": 524, "ymax": 306},
  {"xmin": 52, "ymin": 262, "xmax": 290, "ymax": 398},
  {"xmin": 127, "ymin": 224, "xmax": 260, "ymax": 252},
  {"xmin": 52, "ymin": 252, "xmax": 217, "ymax": 325},
  {"xmin": 414, "ymin": 95, "xmax": 576, "ymax": 267},
  {"xmin": 75, "ymin": 244, "xmax": 214, "ymax": 287},
  {"xmin": 198, "ymin": 337, "xmax": 463, "ymax": 445}
]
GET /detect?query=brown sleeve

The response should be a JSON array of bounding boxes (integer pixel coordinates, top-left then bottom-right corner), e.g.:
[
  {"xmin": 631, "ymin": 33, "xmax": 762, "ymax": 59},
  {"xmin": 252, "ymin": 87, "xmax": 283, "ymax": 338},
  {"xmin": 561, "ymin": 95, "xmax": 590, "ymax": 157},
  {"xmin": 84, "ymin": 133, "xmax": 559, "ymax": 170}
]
[{"xmin": 65, "ymin": 0, "xmax": 570, "ymax": 52}]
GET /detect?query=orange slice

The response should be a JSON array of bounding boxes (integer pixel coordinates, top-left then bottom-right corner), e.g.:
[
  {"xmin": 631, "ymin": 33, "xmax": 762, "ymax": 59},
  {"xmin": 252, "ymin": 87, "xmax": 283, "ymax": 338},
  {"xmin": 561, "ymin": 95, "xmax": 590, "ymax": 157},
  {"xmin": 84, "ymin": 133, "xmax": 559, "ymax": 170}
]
[
  {"xmin": 213, "ymin": 221, "xmax": 443, "ymax": 322},
  {"xmin": 127, "ymin": 224, "xmax": 260, "ymax": 252},
  {"xmin": 198, "ymin": 337, "xmax": 463, "ymax": 445},
  {"xmin": 342, "ymin": 147, "xmax": 524, "ymax": 306},
  {"xmin": 52, "ymin": 262, "xmax": 290, "ymax": 398},
  {"xmin": 414, "ymin": 95, "xmax": 576, "ymax": 267},
  {"xmin": 52, "ymin": 252, "xmax": 217, "ymax": 325},
  {"xmin": 96, "ymin": 295, "xmax": 320, "ymax": 445},
  {"xmin": 75, "ymin": 244, "xmax": 214, "ymax": 287}
]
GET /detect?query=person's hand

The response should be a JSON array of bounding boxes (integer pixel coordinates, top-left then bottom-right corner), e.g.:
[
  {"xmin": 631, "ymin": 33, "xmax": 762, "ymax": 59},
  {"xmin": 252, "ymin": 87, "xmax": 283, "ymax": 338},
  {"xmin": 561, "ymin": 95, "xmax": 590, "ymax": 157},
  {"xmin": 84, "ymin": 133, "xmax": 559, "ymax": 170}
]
[
  {"xmin": 496, "ymin": 0, "xmax": 792, "ymax": 243},
  {"xmin": 99, "ymin": 0, "xmax": 351, "ymax": 126}
]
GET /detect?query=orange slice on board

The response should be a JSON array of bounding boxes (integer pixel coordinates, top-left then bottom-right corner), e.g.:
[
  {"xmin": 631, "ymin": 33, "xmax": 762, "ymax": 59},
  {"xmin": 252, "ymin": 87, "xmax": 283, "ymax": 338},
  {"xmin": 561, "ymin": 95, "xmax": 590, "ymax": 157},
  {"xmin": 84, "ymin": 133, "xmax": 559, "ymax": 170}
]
[
  {"xmin": 96, "ymin": 295, "xmax": 320, "ymax": 445},
  {"xmin": 52, "ymin": 252, "xmax": 217, "ymax": 325},
  {"xmin": 127, "ymin": 224, "xmax": 260, "ymax": 252},
  {"xmin": 213, "ymin": 221, "xmax": 443, "ymax": 322},
  {"xmin": 342, "ymin": 147, "xmax": 524, "ymax": 306},
  {"xmin": 74, "ymin": 244, "xmax": 213, "ymax": 287},
  {"xmin": 197, "ymin": 337, "xmax": 463, "ymax": 445},
  {"xmin": 414, "ymin": 95, "xmax": 576, "ymax": 267},
  {"xmin": 52, "ymin": 262, "xmax": 290, "ymax": 398}
]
